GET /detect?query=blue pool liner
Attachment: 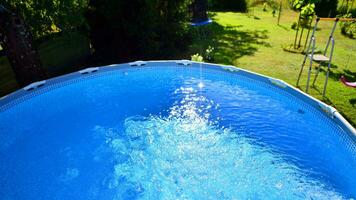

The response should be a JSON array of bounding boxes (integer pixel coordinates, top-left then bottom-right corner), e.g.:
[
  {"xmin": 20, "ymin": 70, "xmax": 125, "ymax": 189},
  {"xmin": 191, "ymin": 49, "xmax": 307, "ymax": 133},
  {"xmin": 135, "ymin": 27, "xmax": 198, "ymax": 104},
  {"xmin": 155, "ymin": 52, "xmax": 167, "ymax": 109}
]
[{"xmin": 0, "ymin": 60, "xmax": 355, "ymax": 143}]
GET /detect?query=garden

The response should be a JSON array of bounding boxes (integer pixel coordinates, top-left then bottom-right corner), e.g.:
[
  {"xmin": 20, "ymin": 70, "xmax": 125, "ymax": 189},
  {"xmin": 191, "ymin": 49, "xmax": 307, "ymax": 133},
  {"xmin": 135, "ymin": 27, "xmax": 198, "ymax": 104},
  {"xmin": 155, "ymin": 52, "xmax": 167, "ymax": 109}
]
[
  {"xmin": 0, "ymin": 1, "xmax": 356, "ymax": 199},
  {"xmin": 0, "ymin": 0, "xmax": 355, "ymax": 125}
]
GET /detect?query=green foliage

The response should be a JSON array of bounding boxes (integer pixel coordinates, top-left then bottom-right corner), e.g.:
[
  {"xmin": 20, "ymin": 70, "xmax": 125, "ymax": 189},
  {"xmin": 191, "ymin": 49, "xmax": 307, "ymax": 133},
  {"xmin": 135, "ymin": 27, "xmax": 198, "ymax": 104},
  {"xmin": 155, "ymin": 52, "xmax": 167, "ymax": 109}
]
[
  {"xmin": 3, "ymin": 0, "xmax": 194, "ymax": 65},
  {"xmin": 291, "ymin": 0, "xmax": 315, "ymax": 50},
  {"xmin": 293, "ymin": 0, "xmax": 338, "ymax": 18},
  {"xmin": 251, "ymin": 0, "xmax": 278, "ymax": 13},
  {"xmin": 337, "ymin": 6, "xmax": 356, "ymax": 17},
  {"xmin": 300, "ymin": 3, "xmax": 315, "ymax": 17},
  {"xmin": 205, "ymin": 45, "xmax": 215, "ymax": 61},
  {"xmin": 86, "ymin": 0, "xmax": 192, "ymax": 62},
  {"xmin": 3, "ymin": 0, "xmax": 89, "ymax": 39},
  {"xmin": 314, "ymin": 0, "xmax": 338, "ymax": 17},
  {"xmin": 340, "ymin": 23, "xmax": 355, "ymax": 38},
  {"xmin": 191, "ymin": 53, "xmax": 204, "ymax": 62},
  {"xmin": 291, "ymin": 21, "xmax": 298, "ymax": 29},
  {"xmin": 293, "ymin": 0, "xmax": 316, "ymax": 18},
  {"xmin": 38, "ymin": 32, "xmax": 91, "ymax": 75},
  {"xmin": 263, "ymin": 2, "xmax": 268, "ymax": 11},
  {"xmin": 339, "ymin": 14, "xmax": 356, "ymax": 38},
  {"xmin": 210, "ymin": 0, "xmax": 248, "ymax": 12}
]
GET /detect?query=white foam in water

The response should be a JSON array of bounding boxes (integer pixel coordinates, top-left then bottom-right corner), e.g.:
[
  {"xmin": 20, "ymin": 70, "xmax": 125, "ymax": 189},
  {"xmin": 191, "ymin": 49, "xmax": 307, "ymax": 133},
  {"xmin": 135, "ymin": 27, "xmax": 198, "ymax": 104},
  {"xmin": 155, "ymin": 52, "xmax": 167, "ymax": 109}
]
[{"xmin": 94, "ymin": 87, "xmax": 345, "ymax": 200}]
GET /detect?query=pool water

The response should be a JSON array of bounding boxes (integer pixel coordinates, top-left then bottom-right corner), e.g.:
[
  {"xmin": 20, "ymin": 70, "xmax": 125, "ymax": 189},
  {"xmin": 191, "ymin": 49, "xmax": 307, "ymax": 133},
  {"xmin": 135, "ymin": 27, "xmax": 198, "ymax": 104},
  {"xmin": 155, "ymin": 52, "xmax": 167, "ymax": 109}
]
[{"xmin": 0, "ymin": 64, "xmax": 355, "ymax": 199}]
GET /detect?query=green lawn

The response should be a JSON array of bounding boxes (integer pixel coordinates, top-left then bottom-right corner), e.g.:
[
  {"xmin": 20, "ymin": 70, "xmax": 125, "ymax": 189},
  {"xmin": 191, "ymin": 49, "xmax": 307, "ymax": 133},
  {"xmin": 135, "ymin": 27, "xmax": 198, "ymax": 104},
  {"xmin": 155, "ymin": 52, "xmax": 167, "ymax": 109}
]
[
  {"xmin": 0, "ymin": 57, "xmax": 18, "ymax": 95},
  {"xmin": 187, "ymin": 8, "xmax": 356, "ymax": 126},
  {"xmin": 0, "ymin": 32, "xmax": 90, "ymax": 96},
  {"xmin": 0, "ymin": 9, "xmax": 355, "ymax": 126}
]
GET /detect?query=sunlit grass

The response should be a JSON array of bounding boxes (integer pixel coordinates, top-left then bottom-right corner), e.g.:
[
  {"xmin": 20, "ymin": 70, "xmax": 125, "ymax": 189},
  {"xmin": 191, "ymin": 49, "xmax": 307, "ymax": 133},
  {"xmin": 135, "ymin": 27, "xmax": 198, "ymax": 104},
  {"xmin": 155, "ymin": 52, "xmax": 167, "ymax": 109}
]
[
  {"xmin": 188, "ymin": 7, "xmax": 356, "ymax": 125},
  {"xmin": 0, "ymin": 7, "xmax": 354, "ymax": 125}
]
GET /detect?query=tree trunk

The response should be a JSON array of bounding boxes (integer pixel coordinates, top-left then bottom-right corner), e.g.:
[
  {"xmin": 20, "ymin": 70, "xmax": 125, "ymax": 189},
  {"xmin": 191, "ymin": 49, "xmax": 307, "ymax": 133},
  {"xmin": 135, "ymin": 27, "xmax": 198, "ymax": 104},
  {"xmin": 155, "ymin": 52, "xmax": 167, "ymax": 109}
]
[
  {"xmin": 191, "ymin": 0, "xmax": 209, "ymax": 23},
  {"xmin": 303, "ymin": 17, "xmax": 313, "ymax": 52},
  {"xmin": 294, "ymin": 13, "xmax": 301, "ymax": 49},
  {"xmin": 298, "ymin": 26, "xmax": 305, "ymax": 48},
  {"xmin": 277, "ymin": 1, "xmax": 282, "ymax": 25},
  {"xmin": 0, "ymin": 5, "xmax": 47, "ymax": 87}
]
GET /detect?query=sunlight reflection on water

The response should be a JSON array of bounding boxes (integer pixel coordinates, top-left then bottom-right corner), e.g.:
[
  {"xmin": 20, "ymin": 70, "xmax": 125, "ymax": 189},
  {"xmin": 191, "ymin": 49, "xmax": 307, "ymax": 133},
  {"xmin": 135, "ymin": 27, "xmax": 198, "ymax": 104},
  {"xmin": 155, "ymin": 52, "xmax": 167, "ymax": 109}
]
[{"xmin": 93, "ymin": 86, "xmax": 344, "ymax": 200}]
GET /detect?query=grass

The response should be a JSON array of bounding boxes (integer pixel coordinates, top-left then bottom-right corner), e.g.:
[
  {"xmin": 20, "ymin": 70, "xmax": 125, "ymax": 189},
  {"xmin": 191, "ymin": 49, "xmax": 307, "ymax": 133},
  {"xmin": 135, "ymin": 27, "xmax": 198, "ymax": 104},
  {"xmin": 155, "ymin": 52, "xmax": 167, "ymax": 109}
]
[
  {"xmin": 186, "ymin": 7, "xmax": 356, "ymax": 126},
  {"xmin": 0, "ymin": 32, "xmax": 90, "ymax": 96},
  {"xmin": 39, "ymin": 33, "xmax": 91, "ymax": 76},
  {"xmin": 0, "ymin": 57, "xmax": 18, "ymax": 95},
  {"xmin": 0, "ymin": 9, "xmax": 355, "ymax": 126}
]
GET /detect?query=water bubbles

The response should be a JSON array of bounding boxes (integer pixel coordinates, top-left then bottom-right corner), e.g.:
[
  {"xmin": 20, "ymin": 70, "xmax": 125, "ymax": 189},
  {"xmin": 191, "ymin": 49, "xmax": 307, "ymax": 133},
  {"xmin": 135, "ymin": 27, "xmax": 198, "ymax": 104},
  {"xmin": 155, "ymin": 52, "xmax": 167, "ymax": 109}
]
[
  {"xmin": 275, "ymin": 182, "xmax": 283, "ymax": 190},
  {"xmin": 59, "ymin": 168, "xmax": 79, "ymax": 182},
  {"xmin": 92, "ymin": 85, "xmax": 344, "ymax": 199}
]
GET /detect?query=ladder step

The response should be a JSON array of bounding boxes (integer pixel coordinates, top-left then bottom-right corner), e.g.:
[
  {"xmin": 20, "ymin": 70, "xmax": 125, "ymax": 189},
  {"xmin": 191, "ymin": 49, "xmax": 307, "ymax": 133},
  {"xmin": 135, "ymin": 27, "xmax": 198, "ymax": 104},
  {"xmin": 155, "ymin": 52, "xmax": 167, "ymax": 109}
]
[{"xmin": 308, "ymin": 54, "xmax": 330, "ymax": 62}]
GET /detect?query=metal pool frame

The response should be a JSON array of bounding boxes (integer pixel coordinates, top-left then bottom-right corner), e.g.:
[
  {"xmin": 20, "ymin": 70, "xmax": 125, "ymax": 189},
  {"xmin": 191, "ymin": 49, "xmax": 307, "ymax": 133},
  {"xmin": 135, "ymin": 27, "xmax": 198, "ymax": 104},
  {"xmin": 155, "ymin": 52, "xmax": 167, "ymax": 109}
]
[{"xmin": 0, "ymin": 60, "xmax": 355, "ymax": 141}]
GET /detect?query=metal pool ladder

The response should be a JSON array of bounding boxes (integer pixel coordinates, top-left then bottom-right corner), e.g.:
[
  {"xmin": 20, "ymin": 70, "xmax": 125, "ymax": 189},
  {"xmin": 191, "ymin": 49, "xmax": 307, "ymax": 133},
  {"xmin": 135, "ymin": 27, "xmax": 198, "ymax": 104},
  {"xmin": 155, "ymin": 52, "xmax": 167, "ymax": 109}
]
[{"xmin": 296, "ymin": 17, "xmax": 338, "ymax": 99}]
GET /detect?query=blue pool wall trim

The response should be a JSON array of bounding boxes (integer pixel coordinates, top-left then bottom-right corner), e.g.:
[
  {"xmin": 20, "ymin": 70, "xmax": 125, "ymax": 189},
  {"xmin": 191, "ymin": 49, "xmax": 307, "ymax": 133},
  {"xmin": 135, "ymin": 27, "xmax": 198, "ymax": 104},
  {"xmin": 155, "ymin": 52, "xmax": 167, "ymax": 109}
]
[{"xmin": 0, "ymin": 60, "xmax": 355, "ymax": 141}]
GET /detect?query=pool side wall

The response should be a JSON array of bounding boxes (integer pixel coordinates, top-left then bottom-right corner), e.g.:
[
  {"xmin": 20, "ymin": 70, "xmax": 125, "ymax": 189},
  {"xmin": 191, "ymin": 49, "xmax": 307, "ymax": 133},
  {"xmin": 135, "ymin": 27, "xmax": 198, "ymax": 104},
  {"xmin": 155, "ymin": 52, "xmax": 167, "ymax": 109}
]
[
  {"xmin": 0, "ymin": 60, "xmax": 355, "ymax": 141},
  {"xmin": 197, "ymin": 61, "xmax": 356, "ymax": 141}
]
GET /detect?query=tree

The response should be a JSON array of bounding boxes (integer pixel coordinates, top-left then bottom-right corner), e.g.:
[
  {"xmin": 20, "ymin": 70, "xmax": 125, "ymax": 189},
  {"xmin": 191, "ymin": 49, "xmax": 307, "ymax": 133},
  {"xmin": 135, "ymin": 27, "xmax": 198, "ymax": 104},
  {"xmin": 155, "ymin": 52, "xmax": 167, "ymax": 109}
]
[
  {"xmin": 0, "ymin": 1, "xmax": 89, "ymax": 86},
  {"xmin": 0, "ymin": 4, "xmax": 47, "ymax": 86},
  {"xmin": 2, "ymin": 0, "xmax": 89, "ymax": 40},
  {"xmin": 292, "ymin": 0, "xmax": 316, "ymax": 49},
  {"xmin": 315, "ymin": 0, "xmax": 338, "ymax": 17},
  {"xmin": 85, "ymin": 0, "xmax": 192, "ymax": 63}
]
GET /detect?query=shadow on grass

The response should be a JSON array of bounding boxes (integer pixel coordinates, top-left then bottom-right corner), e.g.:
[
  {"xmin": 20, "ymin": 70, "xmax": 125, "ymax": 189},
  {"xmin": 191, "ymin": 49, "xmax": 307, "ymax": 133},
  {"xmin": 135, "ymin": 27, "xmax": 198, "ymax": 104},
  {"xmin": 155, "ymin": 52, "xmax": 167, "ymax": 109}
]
[
  {"xmin": 191, "ymin": 22, "xmax": 270, "ymax": 65},
  {"xmin": 350, "ymin": 99, "xmax": 356, "ymax": 107},
  {"xmin": 316, "ymin": 67, "xmax": 356, "ymax": 82},
  {"xmin": 310, "ymin": 92, "xmax": 356, "ymax": 127},
  {"xmin": 249, "ymin": 16, "xmax": 261, "ymax": 20},
  {"xmin": 278, "ymin": 25, "xmax": 289, "ymax": 31}
]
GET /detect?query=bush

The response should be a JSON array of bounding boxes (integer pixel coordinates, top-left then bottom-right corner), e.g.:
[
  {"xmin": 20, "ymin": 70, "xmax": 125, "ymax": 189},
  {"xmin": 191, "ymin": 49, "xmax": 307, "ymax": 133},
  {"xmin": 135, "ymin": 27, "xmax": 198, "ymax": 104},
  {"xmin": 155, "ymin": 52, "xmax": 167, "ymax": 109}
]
[
  {"xmin": 205, "ymin": 45, "xmax": 215, "ymax": 62},
  {"xmin": 86, "ymin": 0, "xmax": 192, "ymax": 63},
  {"xmin": 191, "ymin": 53, "xmax": 204, "ymax": 62},
  {"xmin": 337, "ymin": 6, "xmax": 356, "ymax": 17},
  {"xmin": 339, "ymin": 14, "xmax": 356, "ymax": 39},
  {"xmin": 2, "ymin": 0, "xmax": 89, "ymax": 40},
  {"xmin": 314, "ymin": 0, "xmax": 338, "ymax": 17},
  {"xmin": 291, "ymin": 22, "xmax": 298, "ymax": 29},
  {"xmin": 340, "ymin": 23, "xmax": 355, "ymax": 38},
  {"xmin": 210, "ymin": 0, "xmax": 248, "ymax": 12}
]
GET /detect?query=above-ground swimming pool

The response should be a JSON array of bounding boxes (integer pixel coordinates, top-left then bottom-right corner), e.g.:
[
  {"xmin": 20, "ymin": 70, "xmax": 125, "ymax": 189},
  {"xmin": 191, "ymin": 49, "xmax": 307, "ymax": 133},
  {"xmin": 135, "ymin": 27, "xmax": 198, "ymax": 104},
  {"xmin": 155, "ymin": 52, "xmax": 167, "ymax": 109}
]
[{"xmin": 0, "ymin": 61, "xmax": 355, "ymax": 199}]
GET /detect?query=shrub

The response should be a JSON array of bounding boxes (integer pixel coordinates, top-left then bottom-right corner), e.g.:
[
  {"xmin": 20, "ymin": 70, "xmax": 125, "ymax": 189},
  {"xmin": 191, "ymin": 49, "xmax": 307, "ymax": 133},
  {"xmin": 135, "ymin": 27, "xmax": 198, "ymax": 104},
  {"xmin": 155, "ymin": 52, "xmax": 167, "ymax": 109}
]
[
  {"xmin": 2, "ymin": 0, "xmax": 89, "ymax": 40},
  {"xmin": 191, "ymin": 53, "xmax": 204, "ymax": 62},
  {"xmin": 314, "ymin": 0, "xmax": 338, "ymax": 17},
  {"xmin": 205, "ymin": 46, "xmax": 215, "ymax": 62},
  {"xmin": 337, "ymin": 6, "xmax": 356, "ymax": 17},
  {"xmin": 86, "ymin": 0, "xmax": 192, "ymax": 63},
  {"xmin": 340, "ymin": 23, "xmax": 355, "ymax": 38},
  {"xmin": 291, "ymin": 21, "xmax": 298, "ymax": 29},
  {"xmin": 339, "ymin": 14, "xmax": 356, "ymax": 39}
]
